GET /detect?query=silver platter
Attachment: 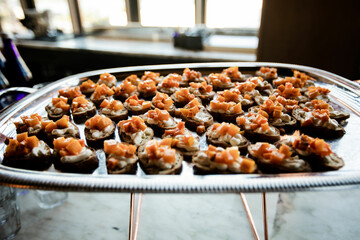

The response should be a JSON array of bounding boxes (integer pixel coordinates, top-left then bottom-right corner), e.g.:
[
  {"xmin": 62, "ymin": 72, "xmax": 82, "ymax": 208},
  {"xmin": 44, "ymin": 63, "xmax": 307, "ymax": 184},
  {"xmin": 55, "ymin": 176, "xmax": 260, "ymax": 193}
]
[{"xmin": 0, "ymin": 62, "xmax": 359, "ymax": 193}]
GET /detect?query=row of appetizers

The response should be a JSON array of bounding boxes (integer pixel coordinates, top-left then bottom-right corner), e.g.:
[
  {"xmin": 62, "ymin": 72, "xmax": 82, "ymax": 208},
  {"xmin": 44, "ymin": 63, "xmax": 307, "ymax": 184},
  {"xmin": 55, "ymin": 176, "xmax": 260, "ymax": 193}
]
[
  {"xmin": 49, "ymin": 82, "xmax": 349, "ymax": 141},
  {"xmin": 2, "ymin": 129, "xmax": 344, "ymax": 174},
  {"xmin": 74, "ymin": 68, "xmax": 330, "ymax": 105}
]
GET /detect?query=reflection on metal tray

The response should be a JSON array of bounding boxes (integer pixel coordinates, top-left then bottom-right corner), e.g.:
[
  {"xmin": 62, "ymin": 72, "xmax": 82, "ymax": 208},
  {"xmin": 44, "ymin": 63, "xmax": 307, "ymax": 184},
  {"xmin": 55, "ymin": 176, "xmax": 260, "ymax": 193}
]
[{"xmin": 0, "ymin": 62, "xmax": 359, "ymax": 193}]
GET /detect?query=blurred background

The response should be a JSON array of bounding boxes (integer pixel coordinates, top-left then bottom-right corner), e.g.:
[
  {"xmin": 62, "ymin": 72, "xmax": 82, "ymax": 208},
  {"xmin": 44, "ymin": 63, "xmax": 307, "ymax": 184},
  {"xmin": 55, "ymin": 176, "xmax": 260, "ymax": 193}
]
[{"xmin": 0, "ymin": 0, "xmax": 359, "ymax": 88}]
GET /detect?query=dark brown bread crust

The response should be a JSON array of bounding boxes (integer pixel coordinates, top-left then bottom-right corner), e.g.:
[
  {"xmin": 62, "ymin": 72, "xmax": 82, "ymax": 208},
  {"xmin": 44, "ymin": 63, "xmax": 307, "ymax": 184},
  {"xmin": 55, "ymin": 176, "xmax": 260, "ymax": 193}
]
[
  {"xmin": 53, "ymin": 148, "xmax": 98, "ymax": 173},
  {"xmin": 138, "ymin": 89, "xmax": 157, "ymax": 100},
  {"xmin": 72, "ymin": 102, "xmax": 97, "ymax": 124}
]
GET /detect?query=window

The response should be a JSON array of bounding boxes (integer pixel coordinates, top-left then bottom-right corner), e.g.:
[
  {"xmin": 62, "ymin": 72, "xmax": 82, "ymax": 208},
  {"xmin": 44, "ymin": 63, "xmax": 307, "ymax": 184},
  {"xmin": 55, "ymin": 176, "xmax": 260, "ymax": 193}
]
[
  {"xmin": 205, "ymin": 0, "xmax": 262, "ymax": 29},
  {"xmin": 78, "ymin": 0, "xmax": 127, "ymax": 32},
  {"xmin": 34, "ymin": 0, "xmax": 73, "ymax": 33},
  {"xmin": 0, "ymin": 0, "xmax": 26, "ymax": 34},
  {"xmin": 139, "ymin": 0, "xmax": 195, "ymax": 28}
]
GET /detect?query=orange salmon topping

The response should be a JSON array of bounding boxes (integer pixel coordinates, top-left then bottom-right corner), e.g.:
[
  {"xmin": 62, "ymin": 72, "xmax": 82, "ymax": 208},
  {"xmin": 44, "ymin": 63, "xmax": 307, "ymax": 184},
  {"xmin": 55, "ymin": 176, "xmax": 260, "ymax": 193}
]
[
  {"xmin": 72, "ymin": 96, "xmax": 89, "ymax": 112},
  {"xmin": 99, "ymin": 73, "xmax": 116, "ymax": 82},
  {"xmin": 147, "ymin": 108, "xmax": 170, "ymax": 121},
  {"xmin": 175, "ymin": 88, "xmax": 195, "ymax": 102},
  {"xmin": 292, "ymin": 133, "xmax": 332, "ymax": 157},
  {"xmin": 222, "ymin": 66, "xmax": 242, "ymax": 79},
  {"xmin": 310, "ymin": 99, "xmax": 329, "ymax": 110},
  {"xmin": 53, "ymin": 137, "xmax": 86, "ymax": 157},
  {"xmin": 211, "ymin": 122, "xmax": 240, "ymax": 137},
  {"xmin": 138, "ymin": 79, "xmax": 157, "ymax": 92},
  {"xmin": 5, "ymin": 132, "xmax": 40, "ymax": 157},
  {"xmin": 307, "ymin": 86, "xmax": 330, "ymax": 99},
  {"xmin": 104, "ymin": 140, "xmax": 137, "ymax": 157},
  {"xmin": 161, "ymin": 74, "xmax": 181, "ymax": 88},
  {"xmin": 152, "ymin": 92, "xmax": 173, "ymax": 110},
  {"xmin": 80, "ymin": 79, "xmax": 96, "ymax": 91},
  {"xmin": 275, "ymin": 82, "xmax": 301, "ymax": 99},
  {"xmin": 59, "ymin": 86, "xmax": 83, "ymax": 99},
  {"xmin": 210, "ymin": 97, "xmax": 243, "ymax": 114},
  {"xmin": 113, "ymin": 80, "xmax": 137, "ymax": 95},
  {"xmin": 92, "ymin": 84, "xmax": 114, "ymax": 99},
  {"xmin": 189, "ymin": 81, "xmax": 213, "ymax": 93},
  {"xmin": 125, "ymin": 74, "xmax": 139, "ymax": 85},
  {"xmin": 145, "ymin": 139, "xmax": 176, "ymax": 163},
  {"xmin": 259, "ymin": 67, "xmax": 277, "ymax": 78},
  {"xmin": 248, "ymin": 76, "xmax": 263, "ymax": 85},
  {"xmin": 218, "ymin": 89, "xmax": 241, "ymax": 102},
  {"xmin": 100, "ymin": 99, "xmax": 124, "ymax": 111},
  {"xmin": 207, "ymin": 73, "xmax": 231, "ymax": 86},
  {"xmin": 183, "ymin": 68, "xmax": 202, "ymax": 80},
  {"xmin": 234, "ymin": 82, "xmax": 257, "ymax": 92},
  {"xmin": 125, "ymin": 95, "xmax": 151, "ymax": 109},
  {"xmin": 118, "ymin": 116, "xmax": 147, "ymax": 133},
  {"xmin": 85, "ymin": 115, "xmax": 112, "ymax": 130},
  {"xmin": 141, "ymin": 71, "xmax": 160, "ymax": 82}
]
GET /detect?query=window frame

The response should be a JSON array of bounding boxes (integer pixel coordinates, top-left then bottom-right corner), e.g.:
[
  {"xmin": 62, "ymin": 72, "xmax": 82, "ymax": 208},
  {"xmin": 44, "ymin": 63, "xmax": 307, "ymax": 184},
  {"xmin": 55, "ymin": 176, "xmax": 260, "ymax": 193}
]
[{"xmin": 23, "ymin": 0, "xmax": 259, "ymax": 37}]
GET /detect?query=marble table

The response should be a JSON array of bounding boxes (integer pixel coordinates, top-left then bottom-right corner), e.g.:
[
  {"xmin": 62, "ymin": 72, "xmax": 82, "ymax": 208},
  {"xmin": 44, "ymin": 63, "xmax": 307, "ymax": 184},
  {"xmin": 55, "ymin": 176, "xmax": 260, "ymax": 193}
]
[{"xmin": 13, "ymin": 187, "xmax": 360, "ymax": 240}]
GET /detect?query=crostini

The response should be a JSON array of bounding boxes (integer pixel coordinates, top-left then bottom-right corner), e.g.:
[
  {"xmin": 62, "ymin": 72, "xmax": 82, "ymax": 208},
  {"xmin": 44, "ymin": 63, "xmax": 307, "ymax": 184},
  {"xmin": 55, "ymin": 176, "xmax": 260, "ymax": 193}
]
[
  {"xmin": 247, "ymin": 142, "xmax": 311, "ymax": 173},
  {"xmin": 46, "ymin": 96, "xmax": 71, "ymax": 120},
  {"xmin": 104, "ymin": 140, "xmax": 138, "ymax": 174},
  {"xmin": 236, "ymin": 112, "xmax": 280, "ymax": 143},
  {"xmin": 206, "ymin": 73, "xmax": 235, "ymax": 90},
  {"xmin": 53, "ymin": 137, "xmax": 98, "ymax": 173},
  {"xmin": 152, "ymin": 92, "xmax": 175, "ymax": 115},
  {"xmin": 97, "ymin": 72, "xmax": 117, "ymax": 88},
  {"xmin": 79, "ymin": 79, "xmax": 97, "ymax": 97},
  {"xmin": 90, "ymin": 83, "xmax": 115, "ymax": 107},
  {"xmin": 2, "ymin": 133, "xmax": 52, "ymax": 170},
  {"xmin": 255, "ymin": 67, "xmax": 278, "ymax": 81},
  {"xmin": 206, "ymin": 122, "xmax": 249, "ymax": 154},
  {"xmin": 138, "ymin": 138, "xmax": 183, "ymax": 175},
  {"xmin": 188, "ymin": 81, "xmax": 215, "ymax": 104},
  {"xmin": 171, "ymin": 88, "xmax": 196, "ymax": 108},
  {"xmin": 14, "ymin": 113, "xmax": 42, "ymax": 136},
  {"xmin": 112, "ymin": 79, "xmax": 138, "ymax": 101},
  {"xmin": 141, "ymin": 108, "xmax": 177, "ymax": 135},
  {"xmin": 99, "ymin": 99, "xmax": 128, "ymax": 122},
  {"xmin": 117, "ymin": 116, "xmax": 154, "ymax": 146},
  {"xmin": 192, "ymin": 145, "xmax": 257, "ymax": 174},
  {"xmin": 179, "ymin": 98, "xmax": 213, "ymax": 130},
  {"xmin": 157, "ymin": 74, "xmax": 181, "ymax": 94},
  {"xmin": 162, "ymin": 121, "xmax": 200, "ymax": 160},
  {"xmin": 292, "ymin": 108, "xmax": 345, "ymax": 138},
  {"xmin": 275, "ymin": 132, "xmax": 344, "ymax": 171},
  {"xmin": 124, "ymin": 95, "xmax": 152, "ymax": 115},
  {"xmin": 84, "ymin": 115, "xmax": 116, "ymax": 148},
  {"xmin": 71, "ymin": 96, "xmax": 97, "ymax": 123},
  {"xmin": 207, "ymin": 96, "xmax": 244, "ymax": 122}
]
